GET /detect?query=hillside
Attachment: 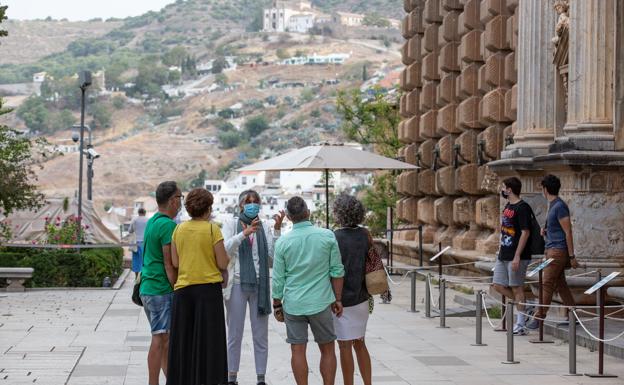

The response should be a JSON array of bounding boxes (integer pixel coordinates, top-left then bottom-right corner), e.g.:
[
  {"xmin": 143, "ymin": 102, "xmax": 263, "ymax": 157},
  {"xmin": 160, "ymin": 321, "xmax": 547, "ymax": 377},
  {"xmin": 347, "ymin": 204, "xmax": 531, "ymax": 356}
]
[
  {"xmin": 312, "ymin": 0, "xmax": 404, "ymax": 19},
  {"xmin": 0, "ymin": 0, "xmax": 402, "ymax": 211},
  {"xmin": 0, "ymin": 19, "xmax": 122, "ymax": 65}
]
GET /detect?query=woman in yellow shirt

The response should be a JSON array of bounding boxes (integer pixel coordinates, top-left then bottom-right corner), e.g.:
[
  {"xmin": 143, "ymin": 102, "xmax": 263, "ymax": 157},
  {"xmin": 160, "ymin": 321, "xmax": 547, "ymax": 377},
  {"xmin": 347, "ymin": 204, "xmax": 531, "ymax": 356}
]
[{"xmin": 167, "ymin": 188, "xmax": 229, "ymax": 385}]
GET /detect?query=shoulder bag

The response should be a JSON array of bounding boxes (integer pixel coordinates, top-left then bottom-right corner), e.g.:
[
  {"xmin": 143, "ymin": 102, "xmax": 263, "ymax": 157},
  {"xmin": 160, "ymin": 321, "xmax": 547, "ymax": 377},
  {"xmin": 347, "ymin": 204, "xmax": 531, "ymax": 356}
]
[{"xmin": 364, "ymin": 230, "xmax": 389, "ymax": 295}]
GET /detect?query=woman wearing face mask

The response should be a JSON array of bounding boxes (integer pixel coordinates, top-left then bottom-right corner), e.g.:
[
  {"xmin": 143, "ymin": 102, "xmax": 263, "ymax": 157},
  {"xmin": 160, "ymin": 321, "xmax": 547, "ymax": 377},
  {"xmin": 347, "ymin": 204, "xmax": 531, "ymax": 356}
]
[{"xmin": 222, "ymin": 190, "xmax": 285, "ymax": 385}]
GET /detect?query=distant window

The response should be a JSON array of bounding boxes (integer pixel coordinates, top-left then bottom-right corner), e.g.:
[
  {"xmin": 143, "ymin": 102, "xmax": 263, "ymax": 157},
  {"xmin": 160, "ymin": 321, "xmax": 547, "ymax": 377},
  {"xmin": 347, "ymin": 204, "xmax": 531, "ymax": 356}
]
[{"xmin": 242, "ymin": 176, "xmax": 247, "ymax": 185}]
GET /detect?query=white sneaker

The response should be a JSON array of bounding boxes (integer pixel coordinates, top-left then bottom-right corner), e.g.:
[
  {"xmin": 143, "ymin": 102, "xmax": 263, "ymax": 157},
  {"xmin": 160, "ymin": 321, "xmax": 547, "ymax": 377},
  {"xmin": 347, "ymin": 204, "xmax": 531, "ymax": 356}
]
[{"xmin": 513, "ymin": 324, "xmax": 528, "ymax": 336}]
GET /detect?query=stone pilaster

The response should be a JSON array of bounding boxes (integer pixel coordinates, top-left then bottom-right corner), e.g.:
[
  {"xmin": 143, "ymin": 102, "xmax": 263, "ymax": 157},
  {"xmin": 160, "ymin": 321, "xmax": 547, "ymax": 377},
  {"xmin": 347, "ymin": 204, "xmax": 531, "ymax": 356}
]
[
  {"xmin": 562, "ymin": 0, "xmax": 615, "ymax": 150},
  {"xmin": 502, "ymin": 0, "xmax": 557, "ymax": 158}
]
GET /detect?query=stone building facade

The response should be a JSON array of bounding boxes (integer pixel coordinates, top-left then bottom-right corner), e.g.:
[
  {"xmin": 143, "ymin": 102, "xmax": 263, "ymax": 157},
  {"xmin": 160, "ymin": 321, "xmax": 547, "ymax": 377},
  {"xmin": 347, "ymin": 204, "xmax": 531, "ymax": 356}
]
[{"xmin": 396, "ymin": 0, "xmax": 624, "ymax": 269}]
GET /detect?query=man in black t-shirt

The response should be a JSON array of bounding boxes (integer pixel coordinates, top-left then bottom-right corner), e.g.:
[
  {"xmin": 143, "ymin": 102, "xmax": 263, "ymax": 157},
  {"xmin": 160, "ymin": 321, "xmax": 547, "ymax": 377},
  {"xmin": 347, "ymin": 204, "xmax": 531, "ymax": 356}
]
[{"xmin": 492, "ymin": 177, "xmax": 532, "ymax": 335}]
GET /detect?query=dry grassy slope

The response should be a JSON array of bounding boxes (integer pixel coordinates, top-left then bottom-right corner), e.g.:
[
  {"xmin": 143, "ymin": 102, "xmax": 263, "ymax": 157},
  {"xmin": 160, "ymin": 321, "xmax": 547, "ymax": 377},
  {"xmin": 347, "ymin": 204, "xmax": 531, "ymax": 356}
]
[
  {"xmin": 0, "ymin": 20, "xmax": 122, "ymax": 65},
  {"xmin": 34, "ymin": 36, "xmax": 400, "ymax": 210}
]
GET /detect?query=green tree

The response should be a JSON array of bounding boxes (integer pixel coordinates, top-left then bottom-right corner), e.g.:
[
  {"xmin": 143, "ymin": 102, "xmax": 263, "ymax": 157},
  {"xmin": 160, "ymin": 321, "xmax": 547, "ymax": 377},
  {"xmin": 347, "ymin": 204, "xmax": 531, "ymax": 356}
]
[
  {"xmin": 218, "ymin": 131, "xmax": 242, "ymax": 149},
  {"xmin": 189, "ymin": 169, "xmax": 208, "ymax": 188},
  {"xmin": 90, "ymin": 104, "xmax": 112, "ymax": 128},
  {"xmin": 336, "ymin": 88, "xmax": 401, "ymax": 157},
  {"xmin": 212, "ymin": 57, "xmax": 229, "ymax": 74},
  {"xmin": 244, "ymin": 115, "xmax": 269, "ymax": 137},
  {"xmin": 336, "ymin": 88, "xmax": 402, "ymax": 235},
  {"xmin": 215, "ymin": 118, "xmax": 235, "ymax": 132},
  {"xmin": 361, "ymin": 173, "xmax": 397, "ymax": 236},
  {"xmin": 134, "ymin": 58, "xmax": 169, "ymax": 98},
  {"xmin": 162, "ymin": 46, "xmax": 189, "ymax": 67},
  {"xmin": 0, "ymin": 103, "xmax": 45, "ymax": 238},
  {"xmin": 17, "ymin": 96, "xmax": 49, "ymax": 132},
  {"xmin": 49, "ymin": 109, "xmax": 75, "ymax": 132}
]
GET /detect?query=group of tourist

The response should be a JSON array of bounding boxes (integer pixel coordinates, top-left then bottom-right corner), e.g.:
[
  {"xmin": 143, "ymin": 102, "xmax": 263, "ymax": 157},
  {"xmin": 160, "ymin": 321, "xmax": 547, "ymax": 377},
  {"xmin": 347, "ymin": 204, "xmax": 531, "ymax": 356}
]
[
  {"xmin": 131, "ymin": 171, "xmax": 579, "ymax": 384},
  {"xmin": 493, "ymin": 174, "xmax": 578, "ymax": 335},
  {"xmin": 135, "ymin": 181, "xmax": 375, "ymax": 385}
]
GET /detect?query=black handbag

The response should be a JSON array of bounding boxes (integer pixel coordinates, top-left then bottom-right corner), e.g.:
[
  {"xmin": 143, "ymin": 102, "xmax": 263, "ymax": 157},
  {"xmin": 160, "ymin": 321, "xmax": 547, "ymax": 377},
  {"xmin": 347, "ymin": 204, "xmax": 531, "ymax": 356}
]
[{"xmin": 132, "ymin": 273, "xmax": 143, "ymax": 306}]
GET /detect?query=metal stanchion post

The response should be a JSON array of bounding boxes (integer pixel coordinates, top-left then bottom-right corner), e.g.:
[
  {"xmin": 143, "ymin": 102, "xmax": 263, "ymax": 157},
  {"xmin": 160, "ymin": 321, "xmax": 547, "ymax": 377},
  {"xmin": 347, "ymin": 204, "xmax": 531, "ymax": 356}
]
[
  {"xmin": 502, "ymin": 301, "xmax": 519, "ymax": 364},
  {"xmin": 530, "ymin": 269, "xmax": 553, "ymax": 344},
  {"xmin": 437, "ymin": 242, "xmax": 443, "ymax": 291},
  {"xmin": 418, "ymin": 225, "xmax": 423, "ymax": 267},
  {"xmin": 409, "ymin": 271, "xmax": 419, "ymax": 313},
  {"xmin": 496, "ymin": 295, "xmax": 507, "ymax": 332},
  {"xmin": 565, "ymin": 307, "xmax": 580, "ymax": 376},
  {"xmin": 472, "ymin": 290, "xmax": 487, "ymax": 346},
  {"xmin": 438, "ymin": 279, "xmax": 449, "ymax": 328},
  {"xmin": 425, "ymin": 273, "xmax": 431, "ymax": 318},
  {"xmin": 585, "ymin": 282, "xmax": 617, "ymax": 378}
]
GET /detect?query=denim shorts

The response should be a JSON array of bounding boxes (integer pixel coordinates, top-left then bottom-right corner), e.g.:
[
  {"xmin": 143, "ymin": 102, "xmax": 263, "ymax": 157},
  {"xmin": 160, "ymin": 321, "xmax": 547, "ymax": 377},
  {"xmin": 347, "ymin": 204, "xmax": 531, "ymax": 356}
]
[
  {"xmin": 141, "ymin": 292, "xmax": 173, "ymax": 335},
  {"xmin": 493, "ymin": 259, "xmax": 531, "ymax": 287},
  {"xmin": 284, "ymin": 306, "xmax": 336, "ymax": 345}
]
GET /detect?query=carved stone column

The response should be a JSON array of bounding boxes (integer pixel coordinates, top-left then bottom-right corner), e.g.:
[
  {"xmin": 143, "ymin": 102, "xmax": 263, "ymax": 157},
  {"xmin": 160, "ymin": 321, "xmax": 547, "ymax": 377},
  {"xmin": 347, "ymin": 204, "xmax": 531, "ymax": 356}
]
[
  {"xmin": 562, "ymin": 0, "xmax": 616, "ymax": 150},
  {"xmin": 502, "ymin": 0, "xmax": 557, "ymax": 158}
]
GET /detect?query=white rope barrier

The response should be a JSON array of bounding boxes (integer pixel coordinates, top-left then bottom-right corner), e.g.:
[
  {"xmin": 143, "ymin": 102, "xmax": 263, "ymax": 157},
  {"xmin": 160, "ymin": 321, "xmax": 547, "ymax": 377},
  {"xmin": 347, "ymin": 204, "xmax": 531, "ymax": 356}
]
[
  {"xmin": 515, "ymin": 301, "xmax": 624, "ymax": 310},
  {"xmin": 572, "ymin": 310, "xmax": 624, "ymax": 342},
  {"xmin": 427, "ymin": 274, "xmax": 439, "ymax": 309},
  {"xmin": 480, "ymin": 292, "xmax": 507, "ymax": 329},
  {"xmin": 384, "ymin": 266, "xmax": 412, "ymax": 286}
]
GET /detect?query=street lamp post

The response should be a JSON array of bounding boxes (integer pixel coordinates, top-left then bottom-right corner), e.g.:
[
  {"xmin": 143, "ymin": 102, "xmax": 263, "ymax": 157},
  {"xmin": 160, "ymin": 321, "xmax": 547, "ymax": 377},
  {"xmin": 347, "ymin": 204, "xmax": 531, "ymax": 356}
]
[
  {"xmin": 77, "ymin": 71, "xmax": 91, "ymax": 241},
  {"xmin": 73, "ymin": 124, "xmax": 98, "ymax": 201}
]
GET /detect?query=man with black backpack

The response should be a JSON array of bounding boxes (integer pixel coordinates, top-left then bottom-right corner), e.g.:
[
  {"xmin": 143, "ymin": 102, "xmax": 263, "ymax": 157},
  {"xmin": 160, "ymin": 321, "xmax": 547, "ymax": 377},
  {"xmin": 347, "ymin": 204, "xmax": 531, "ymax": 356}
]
[{"xmin": 492, "ymin": 177, "xmax": 535, "ymax": 335}]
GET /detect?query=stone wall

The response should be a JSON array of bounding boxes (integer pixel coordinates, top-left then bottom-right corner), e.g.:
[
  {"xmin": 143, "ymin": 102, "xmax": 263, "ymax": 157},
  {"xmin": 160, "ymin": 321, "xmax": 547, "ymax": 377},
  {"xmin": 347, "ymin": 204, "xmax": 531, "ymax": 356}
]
[
  {"xmin": 397, "ymin": 0, "xmax": 518, "ymax": 259},
  {"xmin": 398, "ymin": 0, "xmax": 624, "ymax": 268}
]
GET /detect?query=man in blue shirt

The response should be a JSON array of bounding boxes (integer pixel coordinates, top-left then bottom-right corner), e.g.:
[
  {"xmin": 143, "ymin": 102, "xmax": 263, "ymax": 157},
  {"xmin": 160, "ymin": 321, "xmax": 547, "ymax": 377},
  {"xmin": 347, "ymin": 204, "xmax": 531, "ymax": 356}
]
[
  {"xmin": 534, "ymin": 174, "xmax": 578, "ymax": 321},
  {"xmin": 272, "ymin": 197, "xmax": 345, "ymax": 385}
]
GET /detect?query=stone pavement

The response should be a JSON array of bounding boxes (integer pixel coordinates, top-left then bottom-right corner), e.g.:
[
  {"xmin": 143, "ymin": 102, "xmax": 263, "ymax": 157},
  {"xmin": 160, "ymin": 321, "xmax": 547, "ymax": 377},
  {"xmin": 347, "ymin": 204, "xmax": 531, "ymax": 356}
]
[{"xmin": 1, "ymin": 274, "xmax": 624, "ymax": 385}]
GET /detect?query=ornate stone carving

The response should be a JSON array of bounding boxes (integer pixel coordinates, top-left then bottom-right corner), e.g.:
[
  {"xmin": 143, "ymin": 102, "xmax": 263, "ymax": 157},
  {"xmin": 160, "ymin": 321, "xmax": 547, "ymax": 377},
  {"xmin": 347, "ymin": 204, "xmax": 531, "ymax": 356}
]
[{"xmin": 552, "ymin": 0, "xmax": 569, "ymax": 114}]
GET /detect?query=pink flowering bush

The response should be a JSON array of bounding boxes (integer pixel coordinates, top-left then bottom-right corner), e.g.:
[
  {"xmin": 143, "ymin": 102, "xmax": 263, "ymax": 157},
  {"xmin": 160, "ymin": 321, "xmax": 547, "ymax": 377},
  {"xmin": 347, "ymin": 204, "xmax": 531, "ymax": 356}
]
[{"xmin": 44, "ymin": 215, "xmax": 85, "ymax": 244}]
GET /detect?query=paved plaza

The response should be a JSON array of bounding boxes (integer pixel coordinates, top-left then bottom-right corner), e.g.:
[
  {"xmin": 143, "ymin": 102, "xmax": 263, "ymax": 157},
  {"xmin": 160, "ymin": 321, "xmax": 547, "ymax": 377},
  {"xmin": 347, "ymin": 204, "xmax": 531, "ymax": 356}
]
[{"xmin": 1, "ymin": 273, "xmax": 623, "ymax": 385}]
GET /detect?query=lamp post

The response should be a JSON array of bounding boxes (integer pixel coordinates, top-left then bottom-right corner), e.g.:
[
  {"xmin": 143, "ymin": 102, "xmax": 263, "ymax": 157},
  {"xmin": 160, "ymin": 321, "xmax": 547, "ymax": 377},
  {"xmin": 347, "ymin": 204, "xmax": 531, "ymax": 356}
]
[
  {"xmin": 77, "ymin": 71, "xmax": 91, "ymax": 241},
  {"xmin": 73, "ymin": 124, "xmax": 99, "ymax": 201}
]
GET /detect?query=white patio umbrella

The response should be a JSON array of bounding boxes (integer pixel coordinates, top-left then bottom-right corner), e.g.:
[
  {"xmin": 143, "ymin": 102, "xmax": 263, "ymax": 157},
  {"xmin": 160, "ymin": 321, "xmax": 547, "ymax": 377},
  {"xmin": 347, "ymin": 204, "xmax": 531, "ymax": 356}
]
[{"xmin": 237, "ymin": 142, "xmax": 418, "ymax": 227}]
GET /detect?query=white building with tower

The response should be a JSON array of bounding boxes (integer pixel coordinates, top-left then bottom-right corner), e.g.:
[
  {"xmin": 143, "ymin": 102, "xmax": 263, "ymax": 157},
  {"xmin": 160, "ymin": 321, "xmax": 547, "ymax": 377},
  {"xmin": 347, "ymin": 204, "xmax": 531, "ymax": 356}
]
[{"xmin": 263, "ymin": 1, "xmax": 327, "ymax": 33}]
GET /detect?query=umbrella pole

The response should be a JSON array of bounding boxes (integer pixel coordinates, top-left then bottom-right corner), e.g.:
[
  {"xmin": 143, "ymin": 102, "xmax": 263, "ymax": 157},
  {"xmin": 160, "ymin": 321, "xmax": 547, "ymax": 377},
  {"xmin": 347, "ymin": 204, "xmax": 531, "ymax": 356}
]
[{"xmin": 325, "ymin": 169, "xmax": 329, "ymax": 229}]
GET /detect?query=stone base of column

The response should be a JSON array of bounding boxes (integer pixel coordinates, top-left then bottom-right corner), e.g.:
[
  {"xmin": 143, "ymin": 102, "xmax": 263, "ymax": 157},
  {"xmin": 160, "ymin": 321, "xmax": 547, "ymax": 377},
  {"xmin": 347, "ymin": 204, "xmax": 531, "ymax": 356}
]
[
  {"xmin": 550, "ymin": 136, "xmax": 616, "ymax": 152},
  {"xmin": 501, "ymin": 144, "xmax": 550, "ymax": 159}
]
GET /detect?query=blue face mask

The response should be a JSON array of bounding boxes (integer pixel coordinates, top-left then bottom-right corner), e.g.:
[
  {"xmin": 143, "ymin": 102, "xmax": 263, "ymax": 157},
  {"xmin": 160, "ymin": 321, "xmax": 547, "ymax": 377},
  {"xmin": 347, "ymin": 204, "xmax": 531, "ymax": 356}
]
[{"xmin": 243, "ymin": 203, "xmax": 260, "ymax": 218}]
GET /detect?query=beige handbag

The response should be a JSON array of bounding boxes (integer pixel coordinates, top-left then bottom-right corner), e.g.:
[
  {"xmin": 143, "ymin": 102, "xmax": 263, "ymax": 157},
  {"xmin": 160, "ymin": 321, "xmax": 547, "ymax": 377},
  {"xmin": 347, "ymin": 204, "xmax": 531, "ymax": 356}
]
[{"xmin": 365, "ymin": 230, "xmax": 389, "ymax": 295}]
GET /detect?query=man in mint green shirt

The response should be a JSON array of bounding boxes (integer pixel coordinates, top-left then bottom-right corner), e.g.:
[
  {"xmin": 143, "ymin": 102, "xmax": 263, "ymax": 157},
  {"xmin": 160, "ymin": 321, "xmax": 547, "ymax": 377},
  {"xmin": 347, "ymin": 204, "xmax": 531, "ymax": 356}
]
[
  {"xmin": 272, "ymin": 197, "xmax": 344, "ymax": 385},
  {"xmin": 139, "ymin": 181, "xmax": 182, "ymax": 385}
]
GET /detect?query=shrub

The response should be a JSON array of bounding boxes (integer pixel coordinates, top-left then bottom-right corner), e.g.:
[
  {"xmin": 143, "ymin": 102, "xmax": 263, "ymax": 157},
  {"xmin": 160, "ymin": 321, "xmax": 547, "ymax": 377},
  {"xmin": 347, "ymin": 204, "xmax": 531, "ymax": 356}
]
[{"xmin": 0, "ymin": 247, "xmax": 124, "ymax": 287}]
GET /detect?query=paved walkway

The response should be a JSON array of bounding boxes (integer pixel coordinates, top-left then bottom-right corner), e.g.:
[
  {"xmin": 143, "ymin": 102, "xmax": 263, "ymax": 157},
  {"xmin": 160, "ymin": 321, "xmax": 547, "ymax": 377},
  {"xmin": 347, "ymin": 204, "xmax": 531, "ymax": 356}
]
[{"xmin": 1, "ymin": 274, "xmax": 623, "ymax": 385}]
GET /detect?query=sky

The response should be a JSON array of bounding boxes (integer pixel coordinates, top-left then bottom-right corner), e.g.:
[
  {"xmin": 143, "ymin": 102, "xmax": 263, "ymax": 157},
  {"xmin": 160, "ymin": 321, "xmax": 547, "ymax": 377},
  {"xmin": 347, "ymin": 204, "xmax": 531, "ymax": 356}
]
[{"xmin": 3, "ymin": 0, "xmax": 176, "ymax": 21}]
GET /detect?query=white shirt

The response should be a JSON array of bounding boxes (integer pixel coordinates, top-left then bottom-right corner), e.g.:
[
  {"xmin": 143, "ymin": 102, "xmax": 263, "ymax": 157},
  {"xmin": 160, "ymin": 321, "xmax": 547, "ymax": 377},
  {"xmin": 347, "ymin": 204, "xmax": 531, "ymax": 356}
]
[
  {"xmin": 222, "ymin": 217, "xmax": 280, "ymax": 299},
  {"xmin": 128, "ymin": 216, "xmax": 148, "ymax": 242}
]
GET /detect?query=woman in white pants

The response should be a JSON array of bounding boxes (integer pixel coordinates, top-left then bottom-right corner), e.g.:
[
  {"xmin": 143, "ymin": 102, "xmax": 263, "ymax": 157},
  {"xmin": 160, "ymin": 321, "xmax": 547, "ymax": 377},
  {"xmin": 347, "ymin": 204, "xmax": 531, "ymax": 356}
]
[{"xmin": 222, "ymin": 190, "xmax": 284, "ymax": 385}]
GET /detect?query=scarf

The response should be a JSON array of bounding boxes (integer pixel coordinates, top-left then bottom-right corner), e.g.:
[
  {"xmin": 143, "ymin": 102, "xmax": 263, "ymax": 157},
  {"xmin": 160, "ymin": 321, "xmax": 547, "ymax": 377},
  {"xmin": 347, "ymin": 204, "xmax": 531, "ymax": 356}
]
[{"xmin": 237, "ymin": 213, "xmax": 271, "ymax": 316}]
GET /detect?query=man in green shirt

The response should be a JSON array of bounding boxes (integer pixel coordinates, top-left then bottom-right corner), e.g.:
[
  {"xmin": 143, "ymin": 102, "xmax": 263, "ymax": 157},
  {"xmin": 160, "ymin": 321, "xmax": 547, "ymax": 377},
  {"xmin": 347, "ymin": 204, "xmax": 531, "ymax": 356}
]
[
  {"xmin": 139, "ymin": 181, "xmax": 182, "ymax": 385},
  {"xmin": 272, "ymin": 197, "xmax": 345, "ymax": 385}
]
